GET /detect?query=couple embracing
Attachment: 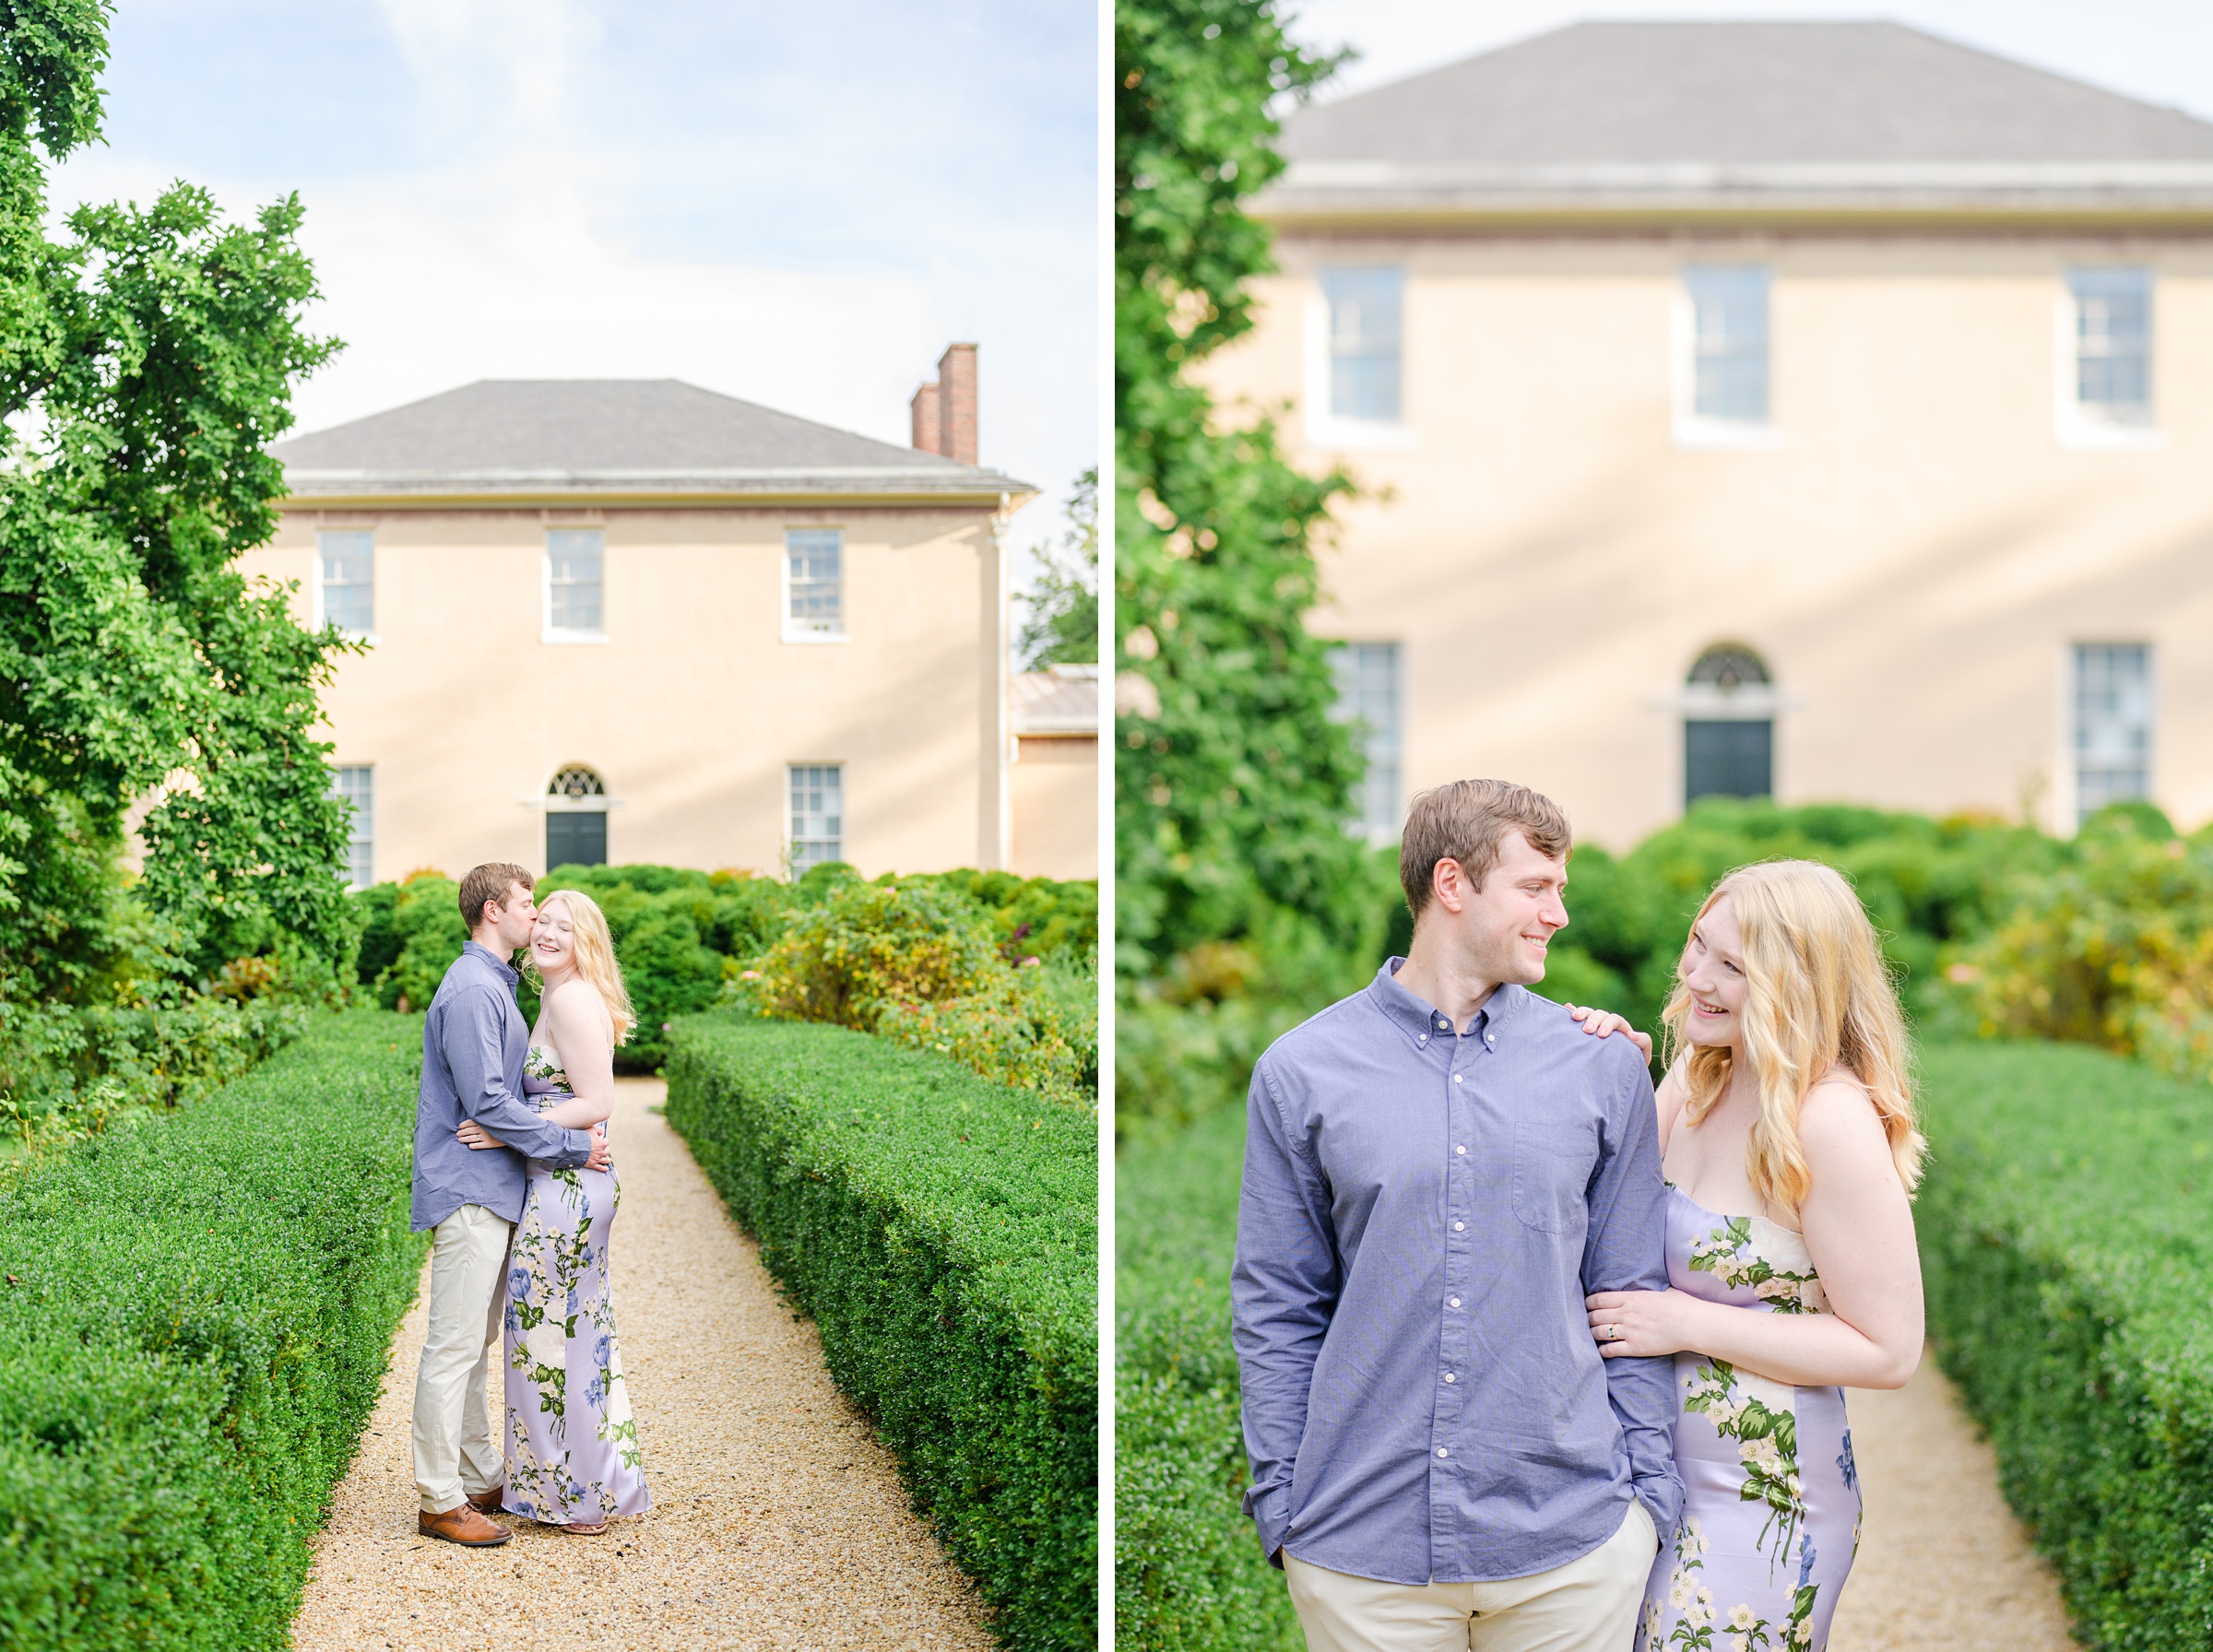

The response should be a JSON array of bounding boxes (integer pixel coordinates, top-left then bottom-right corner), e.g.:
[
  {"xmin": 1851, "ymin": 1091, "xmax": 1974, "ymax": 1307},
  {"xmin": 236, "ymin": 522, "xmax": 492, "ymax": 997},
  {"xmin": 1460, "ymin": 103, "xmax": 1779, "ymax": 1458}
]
[
  {"xmin": 1234, "ymin": 780, "xmax": 1924, "ymax": 1651},
  {"xmin": 409, "ymin": 863, "xmax": 654, "ymax": 1547}
]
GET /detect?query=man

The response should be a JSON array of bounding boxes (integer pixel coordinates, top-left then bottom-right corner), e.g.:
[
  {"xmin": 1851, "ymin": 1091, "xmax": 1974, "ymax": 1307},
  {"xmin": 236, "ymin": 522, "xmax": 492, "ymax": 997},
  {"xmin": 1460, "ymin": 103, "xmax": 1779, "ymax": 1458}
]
[
  {"xmin": 411, "ymin": 862, "xmax": 610, "ymax": 1547},
  {"xmin": 1233, "ymin": 780, "xmax": 1679, "ymax": 1651}
]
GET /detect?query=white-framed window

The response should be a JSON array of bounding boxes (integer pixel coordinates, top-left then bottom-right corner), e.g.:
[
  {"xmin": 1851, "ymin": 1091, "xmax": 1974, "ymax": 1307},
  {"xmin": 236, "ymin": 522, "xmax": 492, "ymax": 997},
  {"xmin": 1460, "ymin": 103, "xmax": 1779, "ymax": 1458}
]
[
  {"xmin": 1331, "ymin": 642, "xmax": 1402, "ymax": 842},
  {"xmin": 1306, "ymin": 266, "xmax": 1414, "ymax": 449},
  {"xmin": 2073, "ymin": 643, "xmax": 2152, "ymax": 826},
  {"xmin": 316, "ymin": 530, "xmax": 374, "ymax": 636},
  {"xmin": 2057, "ymin": 267, "xmax": 2160, "ymax": 448},
  {"xmin": 331, "ymin": 764, "xmax": 373, "ymax": 889},
  {"xmin": 788, "ymin": 763, "xmax": 843, "ymax": 872},
  {"xmin": 1675, "ymin": 266, "xmax": 1780, "ymax": 449},
  {"xmin": 784, "ymin": 528, "xmax": 845, "ymax": 641},
  {"xmin": 543, "ymin": 528, "xmax": 607, "ymax": 642}
]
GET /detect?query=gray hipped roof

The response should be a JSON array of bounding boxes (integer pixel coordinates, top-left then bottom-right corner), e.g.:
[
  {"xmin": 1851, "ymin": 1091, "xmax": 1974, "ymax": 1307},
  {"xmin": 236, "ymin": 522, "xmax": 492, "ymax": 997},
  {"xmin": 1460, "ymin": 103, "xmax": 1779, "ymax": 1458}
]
[
  {"xmin": 273, "ymin": 379, "xmax": 1031, "ymax": 504},
  {"xmin": 1262, "ymin": 22, "xmax": 2213, "ymax": 220}
]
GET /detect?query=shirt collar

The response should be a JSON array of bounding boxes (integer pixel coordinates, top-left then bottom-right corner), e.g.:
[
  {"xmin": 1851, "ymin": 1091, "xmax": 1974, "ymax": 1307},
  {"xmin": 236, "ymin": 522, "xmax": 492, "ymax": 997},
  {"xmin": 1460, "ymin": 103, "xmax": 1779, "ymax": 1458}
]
[
  {"xmin": 1368, "ymin": 959, "xmax": 1523, "ymax": 1047},
  {"xmin": 464, "ymin": 938, "xmax": 520, "ymax": 986}
]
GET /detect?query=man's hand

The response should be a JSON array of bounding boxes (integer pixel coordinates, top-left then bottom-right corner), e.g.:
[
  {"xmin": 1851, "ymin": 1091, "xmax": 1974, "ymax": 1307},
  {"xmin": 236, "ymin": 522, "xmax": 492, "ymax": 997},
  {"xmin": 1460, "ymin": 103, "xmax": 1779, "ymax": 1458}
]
[
  {"xmin": 1567, "ymin": 1003, "xmax": 1654, "ymax": 1062},
  {"xmin": 586, "ymin": 1124, "xmax": 612, "ymax": 1173},
  {"xmin": 457, "ymin": 1119, "xmax": 500, "ymax": 1150}
]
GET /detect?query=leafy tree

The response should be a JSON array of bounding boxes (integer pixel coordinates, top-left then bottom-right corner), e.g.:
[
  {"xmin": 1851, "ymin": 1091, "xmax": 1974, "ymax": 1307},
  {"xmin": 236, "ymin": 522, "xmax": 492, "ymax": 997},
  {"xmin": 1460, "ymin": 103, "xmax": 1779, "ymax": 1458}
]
[
  {"xmin": 0, "ymin": 1, "xmax": 350, "ymax": 1003},
  {"xmin": 1116, "ymin": 0, "xmax": 1375, "ymax": 981},
  {"xmin": 1018, "ymin": 466, "xmax": 1099, "ymax": 670}
]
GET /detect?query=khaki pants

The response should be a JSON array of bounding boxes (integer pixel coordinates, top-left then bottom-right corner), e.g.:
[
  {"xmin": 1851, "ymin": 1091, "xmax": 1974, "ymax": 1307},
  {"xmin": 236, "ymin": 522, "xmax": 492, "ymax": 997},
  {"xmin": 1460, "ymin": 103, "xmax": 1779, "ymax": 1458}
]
[
  {"xmin": 411, "ymin": 1202, "xmax": 513, "ymax": 1515},
  {"xmin": 1285, "ymin": 1500, "xmax": 1658, "ymax": 1652}
]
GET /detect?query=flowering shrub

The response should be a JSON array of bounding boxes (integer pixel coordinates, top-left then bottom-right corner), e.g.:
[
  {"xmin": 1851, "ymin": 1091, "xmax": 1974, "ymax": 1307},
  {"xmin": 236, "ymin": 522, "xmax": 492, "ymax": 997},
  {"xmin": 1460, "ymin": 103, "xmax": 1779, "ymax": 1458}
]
[
  {"xmin": 1938, "ymin": 807, "xmax": 2213, "ymax": 1083},
  {"xmin": 740, "ymin": 879, "xmax": 1095, "ymax": 1105}
]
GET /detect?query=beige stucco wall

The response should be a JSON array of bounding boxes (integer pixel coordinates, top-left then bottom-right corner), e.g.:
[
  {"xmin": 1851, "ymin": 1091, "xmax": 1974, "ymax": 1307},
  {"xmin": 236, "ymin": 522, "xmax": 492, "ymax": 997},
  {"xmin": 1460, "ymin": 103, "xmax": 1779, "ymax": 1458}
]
[
  {"xmin": 1012, "ymin": 735, "xmax": 1099, "ymax": 879},
  {"xmin": 238, "ymin": 504, "xmax": 1012, "ymax": 882},
  {"xmin": 1201, "ymin": 230, "xmax": 2213, "ymax": 847}
]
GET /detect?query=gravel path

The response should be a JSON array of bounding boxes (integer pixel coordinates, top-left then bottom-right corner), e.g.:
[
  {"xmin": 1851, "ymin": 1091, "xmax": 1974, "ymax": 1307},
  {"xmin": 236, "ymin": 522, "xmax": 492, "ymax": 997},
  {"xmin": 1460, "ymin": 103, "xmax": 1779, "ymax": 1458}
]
[
  {"xmin": 1828, "ymin": 1356, "xmax": 2076, "ymax": 1651},
  {"xmin": 291, "ymin": 1077, "xmax": 994, "ymax": 1652}
]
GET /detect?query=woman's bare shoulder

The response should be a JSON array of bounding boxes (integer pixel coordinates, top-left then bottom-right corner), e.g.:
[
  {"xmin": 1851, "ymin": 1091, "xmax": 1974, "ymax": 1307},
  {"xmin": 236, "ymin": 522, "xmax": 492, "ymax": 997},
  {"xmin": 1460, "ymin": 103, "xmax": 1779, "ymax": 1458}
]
[{"xmin": 1798, "ymin": 1067, "xmax": 1892, "ymax": 1162}]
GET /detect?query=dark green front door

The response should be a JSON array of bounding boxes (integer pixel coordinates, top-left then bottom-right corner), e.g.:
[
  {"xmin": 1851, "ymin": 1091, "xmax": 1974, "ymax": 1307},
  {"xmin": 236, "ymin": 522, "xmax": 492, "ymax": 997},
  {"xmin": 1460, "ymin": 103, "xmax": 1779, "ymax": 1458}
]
[{"xmin": 546, "ymin": 810, "xmax": 607, "ymax": 869}]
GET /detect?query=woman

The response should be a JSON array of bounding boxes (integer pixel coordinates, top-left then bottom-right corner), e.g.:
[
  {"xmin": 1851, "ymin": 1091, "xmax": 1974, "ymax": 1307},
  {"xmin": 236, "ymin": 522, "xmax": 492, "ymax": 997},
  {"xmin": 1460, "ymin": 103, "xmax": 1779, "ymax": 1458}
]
[
  {"xmin": 1580, "ymin": 861, "xmax": 1923, "ymax": 1651},
  {"xmin": 456, "ymin": 889, "xmax": 651, "ymax": 1534}
]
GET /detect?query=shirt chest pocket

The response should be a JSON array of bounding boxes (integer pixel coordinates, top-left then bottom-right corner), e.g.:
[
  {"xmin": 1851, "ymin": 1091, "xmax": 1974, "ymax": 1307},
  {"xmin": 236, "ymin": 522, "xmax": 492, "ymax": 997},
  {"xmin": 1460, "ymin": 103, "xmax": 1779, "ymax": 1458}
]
[{"xmin": 1510, "ymin": 1118, "xmax": 1596, "ymax": 1233}]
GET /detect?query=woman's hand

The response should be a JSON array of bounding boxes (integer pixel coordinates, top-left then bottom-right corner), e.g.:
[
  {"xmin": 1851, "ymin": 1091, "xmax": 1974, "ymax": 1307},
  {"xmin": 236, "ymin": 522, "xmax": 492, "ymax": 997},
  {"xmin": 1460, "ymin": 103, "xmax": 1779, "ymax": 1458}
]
[
  {"xmin": 456, "ymin": 1119, "xmax": 500, "ymax": 1150},
  {"xmin": 1566, "ymin": 1004, "xmax": 1654, "ymax": 1062},
  {"xmin": 1586, "ymin": 1288, "xmax": 1694, "ymax": 1359}
]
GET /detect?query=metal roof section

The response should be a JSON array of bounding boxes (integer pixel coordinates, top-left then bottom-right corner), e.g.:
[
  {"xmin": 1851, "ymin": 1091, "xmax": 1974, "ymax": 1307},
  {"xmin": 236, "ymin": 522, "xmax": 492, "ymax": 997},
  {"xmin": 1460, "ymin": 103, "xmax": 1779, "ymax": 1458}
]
[
  {"xmin": 273, "ymin": 379, "xmax": 1033, "ymax": 507},
  {"xmin": 1260, "ymin": 22, "xmax": 2213, "ymax": 227},
  {"xmin": 1012, "ymin": 664, "xmax": 1099, "ymax": 738}
]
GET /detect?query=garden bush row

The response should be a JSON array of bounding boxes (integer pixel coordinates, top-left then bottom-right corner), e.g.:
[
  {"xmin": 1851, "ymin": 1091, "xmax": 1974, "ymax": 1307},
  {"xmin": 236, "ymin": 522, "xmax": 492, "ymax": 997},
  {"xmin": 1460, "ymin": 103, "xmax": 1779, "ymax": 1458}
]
[
  {"xmin": 354, "ymin": 860, "xmax": 1096, "ymax": 1076},
  {"xmin": 0, "ymin": 1010, "xmax": 425, "ymax": 1649},
  {"xmin": 1917, "ymin": 1039, "xmax": 2213, "ymax": 1650},
  {"xmin": 1116, "ymin": 1103, "xmax": 1299, "ymax": 1652},
  {"xmin": 665, "ymin": 1016, "xmax": 1097, "ymax": 1652}
]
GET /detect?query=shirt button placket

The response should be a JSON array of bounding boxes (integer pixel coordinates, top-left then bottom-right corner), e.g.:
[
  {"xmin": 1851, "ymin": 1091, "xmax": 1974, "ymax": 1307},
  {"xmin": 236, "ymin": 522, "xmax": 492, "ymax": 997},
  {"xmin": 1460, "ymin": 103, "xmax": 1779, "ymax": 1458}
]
[{"xmin": 1439, "ymin": 1022, "xmax": 1466, "ymax": 1510}]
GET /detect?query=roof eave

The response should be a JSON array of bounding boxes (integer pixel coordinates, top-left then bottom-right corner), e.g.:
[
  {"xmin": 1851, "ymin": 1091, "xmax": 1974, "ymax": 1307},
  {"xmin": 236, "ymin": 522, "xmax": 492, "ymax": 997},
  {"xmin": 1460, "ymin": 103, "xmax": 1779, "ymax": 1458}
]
[
  {"xmin": 1255, "ymin": 160, "xmax": 2213, "ymax": 233},
  {"xmin": 1255, "ymin": 192, "xmax": 2213, "ymax": 234},
  {"xmin": 275, "ymin": 467, "xmax": 1038, "ymax": 513}
]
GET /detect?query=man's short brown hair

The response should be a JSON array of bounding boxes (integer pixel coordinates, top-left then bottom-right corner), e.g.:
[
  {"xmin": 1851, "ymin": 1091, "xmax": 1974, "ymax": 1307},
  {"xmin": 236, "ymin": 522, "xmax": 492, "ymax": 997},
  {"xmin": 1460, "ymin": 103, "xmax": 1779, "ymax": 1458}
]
[
  {"xmin": 1399, "ymin": 780, "xmax": 1572, "ymax": 920},
  {"xmin": 459, "ymin": 862, "xmax": 536, "ymax": 930}
]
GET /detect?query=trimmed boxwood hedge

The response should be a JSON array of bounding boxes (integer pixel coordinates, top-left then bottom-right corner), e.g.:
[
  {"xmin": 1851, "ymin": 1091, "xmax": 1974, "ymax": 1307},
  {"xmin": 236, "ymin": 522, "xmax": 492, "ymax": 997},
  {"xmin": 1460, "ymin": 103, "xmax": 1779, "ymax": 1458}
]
[
  {"xmin": 664, "ymin": 1016, "xmax": 1097, "ymax": 1651},
  {"xmin": 0, "ymin": 1009, "xmax": 425, "ymax": 1649},
  {"xmin": 1919, "ymin": 1040, "xmax": 2213, "ymax": 1649},
  {"xmin": 1115, "ymin": 1102, "xmax": 1300, "ymax": 1652}
]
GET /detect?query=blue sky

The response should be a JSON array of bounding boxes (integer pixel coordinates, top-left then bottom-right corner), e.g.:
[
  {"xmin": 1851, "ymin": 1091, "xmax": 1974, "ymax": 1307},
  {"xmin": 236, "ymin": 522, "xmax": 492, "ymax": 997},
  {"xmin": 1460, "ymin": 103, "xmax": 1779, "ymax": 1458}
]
[
  {"xmin": 49, "ymin": 0, "xmax": 1097, "ymax": 564},
  {"xmin": 1291, "ymin": 1, "xmax": 2213, "ymax": 121}
]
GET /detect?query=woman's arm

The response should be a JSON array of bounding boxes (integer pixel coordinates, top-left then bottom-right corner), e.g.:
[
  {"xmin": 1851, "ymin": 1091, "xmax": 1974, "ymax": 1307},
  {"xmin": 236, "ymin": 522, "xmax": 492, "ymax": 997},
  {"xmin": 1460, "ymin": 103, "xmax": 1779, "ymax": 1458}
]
[
  {"xmin": 1587, "ymin": 1076, "xmax": 1924, "ymax": 1390},
  {"xmin": 1653, "ymin": 1056, "xmax": 1689, "ymax": 1154},
  {"xmin": 533, "ymin": 983, "xmax": 617, "ymax": 1128}
]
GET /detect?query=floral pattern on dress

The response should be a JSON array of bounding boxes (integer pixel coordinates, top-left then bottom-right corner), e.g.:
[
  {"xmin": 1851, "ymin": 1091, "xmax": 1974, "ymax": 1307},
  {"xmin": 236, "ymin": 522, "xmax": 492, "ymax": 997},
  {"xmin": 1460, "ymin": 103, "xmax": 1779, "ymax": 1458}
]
[
  {"xmin": 1641, "ymin": 1186, "xmax": 1859, "ymax": 1652},
  {"xmin": 501, "ymin": 1044, "xmax": 650, "ymax": 1526},
  {"xmin": 1687, "ymin": 1213, "xmax": 1823, "ymax": 1315}
]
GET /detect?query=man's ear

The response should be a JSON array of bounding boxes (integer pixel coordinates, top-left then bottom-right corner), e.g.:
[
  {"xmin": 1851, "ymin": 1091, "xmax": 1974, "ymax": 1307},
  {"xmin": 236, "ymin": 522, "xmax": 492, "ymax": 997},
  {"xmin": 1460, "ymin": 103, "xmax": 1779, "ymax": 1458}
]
[{"xmin": 1430, "ymin": 856, "xmax": 1470, "ymax": 915}]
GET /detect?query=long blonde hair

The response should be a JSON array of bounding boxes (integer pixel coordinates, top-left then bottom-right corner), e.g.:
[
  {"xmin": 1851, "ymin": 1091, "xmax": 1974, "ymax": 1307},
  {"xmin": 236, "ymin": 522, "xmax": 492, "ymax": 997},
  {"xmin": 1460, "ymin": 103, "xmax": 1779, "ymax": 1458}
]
[
  {"xmin": 1663, "ymin": 860, "xmax": 1924, "ymax": 1215},
  {"xmin": 528, "ymin": 890, "xmax": 636, "ymax": 1047}
]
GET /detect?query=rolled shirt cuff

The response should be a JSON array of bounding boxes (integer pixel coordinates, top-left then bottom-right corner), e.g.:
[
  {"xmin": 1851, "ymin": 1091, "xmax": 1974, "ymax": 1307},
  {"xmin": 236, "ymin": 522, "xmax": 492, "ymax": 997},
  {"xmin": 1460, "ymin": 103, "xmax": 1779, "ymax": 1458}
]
[
  {"xmin": 1244, "ymin": 1482, "xmax": 1291, "ymax": 1570},
  {"xmin": 1632, "ymin": 1469, "xmax": 1684, "ymax": 1540}
]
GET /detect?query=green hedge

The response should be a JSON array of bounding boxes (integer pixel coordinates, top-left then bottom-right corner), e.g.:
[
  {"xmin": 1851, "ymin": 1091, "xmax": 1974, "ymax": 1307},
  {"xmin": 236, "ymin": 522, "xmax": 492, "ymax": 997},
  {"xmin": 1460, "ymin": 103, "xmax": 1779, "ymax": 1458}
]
[
  {"xmin": 0, "ymin": 1009, "xmax": 425, "ymax": 1649},
  {"xmin": 665, "ymin": 1016, "xmax": 1097, "ymax": 1650},
  {"xmin": 1116, "ymin": 1103, "xmax": 1299, "ymax": 1652},
  {"xmin": 1919, "ymin": 1040, "xmax": 2213, "ymax": 1649}
]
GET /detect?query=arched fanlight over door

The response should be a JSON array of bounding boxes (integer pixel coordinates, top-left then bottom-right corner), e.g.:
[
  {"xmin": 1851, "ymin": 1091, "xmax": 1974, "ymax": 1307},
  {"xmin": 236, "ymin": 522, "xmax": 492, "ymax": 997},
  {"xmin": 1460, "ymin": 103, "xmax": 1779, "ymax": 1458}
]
[
  {"xmin": 1684, "ymin": 644, "xmax": 1774, "ymax": 806},
  {"xmin": 546, "ymin": 764, "xmax": 609, "ymax": 868}
]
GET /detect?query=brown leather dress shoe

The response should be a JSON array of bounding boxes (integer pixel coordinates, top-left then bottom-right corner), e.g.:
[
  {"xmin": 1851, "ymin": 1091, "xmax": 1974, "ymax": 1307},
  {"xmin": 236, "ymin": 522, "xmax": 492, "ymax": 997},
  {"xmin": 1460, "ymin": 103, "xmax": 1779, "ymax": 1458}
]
[
  {"xmin": 465, "ymin": 1486, "xmax": 505, "ymax": 1514},
  {"xmin": 419, "ymin": 1504, "xmax": 512, "ymax": 1546}
]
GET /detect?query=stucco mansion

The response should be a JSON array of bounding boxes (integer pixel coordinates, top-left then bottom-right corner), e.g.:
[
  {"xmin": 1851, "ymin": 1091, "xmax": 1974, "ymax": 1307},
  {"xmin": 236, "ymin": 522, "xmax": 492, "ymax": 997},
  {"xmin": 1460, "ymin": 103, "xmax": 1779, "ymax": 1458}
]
[
  {"xmin": 243, "ymin": 348, "xmax": 1098, "ymax": 886},
  {"xmin": 1207, "ymin": 22, "xmax": 2213, "ymax": 846}
]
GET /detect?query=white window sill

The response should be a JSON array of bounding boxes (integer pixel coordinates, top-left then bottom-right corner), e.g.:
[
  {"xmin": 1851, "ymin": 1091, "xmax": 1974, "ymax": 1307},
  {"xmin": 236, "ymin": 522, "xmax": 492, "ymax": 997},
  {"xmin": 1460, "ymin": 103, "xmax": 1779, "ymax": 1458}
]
[
  {"xmin": 783, "ymin": 628, "xmax": 849, "ymax": 644},
  {"xmin": 542, "ymin": 630, "xmax": 610, "ymax": 645},
  {"xmin": 2055, "ymin": 416, "xmax": 2166, "ymax": 453},
  {"xmin": 1305, "ymin": 419, "xmax": 1416, "ymax": 452},
  {"xmin": 1674, "ymin": 419, "xmax": 1784, "ymax": 452},
  {"xmin": 325, "ymin": 629, "xmax": 378, "ymax": 644}
]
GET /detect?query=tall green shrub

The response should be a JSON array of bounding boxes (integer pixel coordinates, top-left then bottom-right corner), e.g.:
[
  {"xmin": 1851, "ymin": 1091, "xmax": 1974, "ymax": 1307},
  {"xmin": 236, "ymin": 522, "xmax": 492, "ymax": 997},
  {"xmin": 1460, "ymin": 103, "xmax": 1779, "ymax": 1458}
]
[
  {"xmin": 667, "ymin": 1019, "xmax": 1097, "ymax": 1650},
  {"xmin": 0, "ymin": 1010, "xmax": 425, "ymax": 1648},
  {"xmin": 1116, "ymin": 0, "xmax": 1367, "ymax": 982},
  {"xmin": 1918, "ymin": 1040, "xmax": 2213, "ymax": 1648}
]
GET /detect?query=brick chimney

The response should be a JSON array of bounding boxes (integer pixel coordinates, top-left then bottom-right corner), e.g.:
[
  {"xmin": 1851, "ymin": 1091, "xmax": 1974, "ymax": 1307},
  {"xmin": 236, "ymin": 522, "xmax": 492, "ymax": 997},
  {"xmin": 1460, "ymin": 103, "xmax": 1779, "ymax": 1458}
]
[
  {"xmin": 910, "ymin": 379, "xmax": 942, "ymax": 454},
  {"xmin": 909, "ymin": 343, "xmax": 980, "ymax": 465}
]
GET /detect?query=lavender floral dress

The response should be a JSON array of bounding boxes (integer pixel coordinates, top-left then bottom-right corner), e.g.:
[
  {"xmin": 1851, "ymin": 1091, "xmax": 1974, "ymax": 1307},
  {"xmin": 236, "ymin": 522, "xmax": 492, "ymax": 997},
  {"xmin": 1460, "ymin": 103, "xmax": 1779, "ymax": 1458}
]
[
  {"xmin": 501, "ymin": 1044, "xmax": 650, "ymax": 1526},
  {"xmin": 1638, "ymin": 1186, "xmax": 1859, "ymax": 1652}
]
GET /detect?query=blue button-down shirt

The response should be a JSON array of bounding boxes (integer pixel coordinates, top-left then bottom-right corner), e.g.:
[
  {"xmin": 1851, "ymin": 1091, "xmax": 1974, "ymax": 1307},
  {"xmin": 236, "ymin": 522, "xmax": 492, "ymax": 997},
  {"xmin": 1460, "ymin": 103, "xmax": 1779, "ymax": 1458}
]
[
  {"xmin": 411, "ymin": 941, "xmax": 595, "ymax": 1232},
  {"xmin": 1232, "ymin": 961, "xmax": 1682, "ymax": 1586}
]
